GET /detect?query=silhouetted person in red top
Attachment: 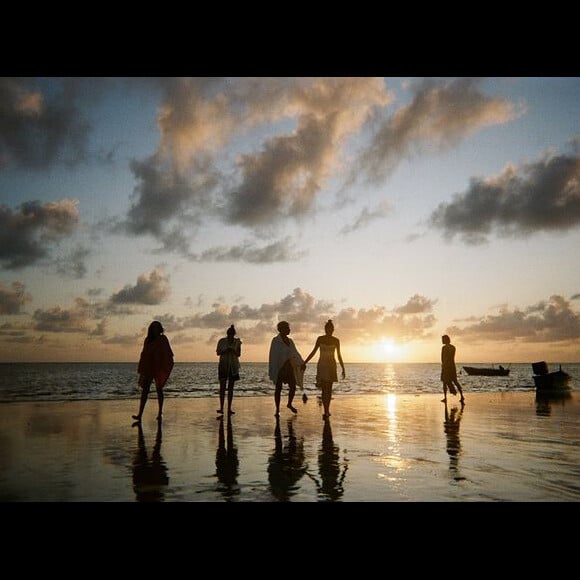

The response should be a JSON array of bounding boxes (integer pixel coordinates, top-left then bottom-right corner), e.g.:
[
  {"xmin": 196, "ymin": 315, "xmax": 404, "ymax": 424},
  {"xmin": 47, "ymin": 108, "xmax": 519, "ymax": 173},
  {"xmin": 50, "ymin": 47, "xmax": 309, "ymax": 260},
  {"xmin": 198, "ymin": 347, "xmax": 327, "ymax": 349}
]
[{"xmin": 133, "ymin": 321, "xmax": 174, "ymax": 423}]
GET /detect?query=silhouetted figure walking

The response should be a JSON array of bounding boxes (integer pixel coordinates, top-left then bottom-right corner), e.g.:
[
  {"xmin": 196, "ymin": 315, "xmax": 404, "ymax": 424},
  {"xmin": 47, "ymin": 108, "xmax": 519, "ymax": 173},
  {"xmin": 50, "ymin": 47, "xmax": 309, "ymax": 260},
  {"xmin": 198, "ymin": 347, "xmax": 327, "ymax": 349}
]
[
  {"xmin": 440, "ymin": 334, "xmax": 464, "ymax": 404},
  {"xmin": 302, "ymin": 319, "xmax": 345, "ymax": 419},
  {"xmin": 269, "ymin": 321, "xmax": 304, "ymax": 417}
]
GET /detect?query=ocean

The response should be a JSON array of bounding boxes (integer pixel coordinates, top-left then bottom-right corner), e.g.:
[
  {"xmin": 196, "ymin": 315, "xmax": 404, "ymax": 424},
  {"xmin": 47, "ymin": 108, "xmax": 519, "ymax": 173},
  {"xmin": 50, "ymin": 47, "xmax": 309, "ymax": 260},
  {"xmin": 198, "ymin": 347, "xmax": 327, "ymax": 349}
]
[{"xmin": 0, "ymin": 361, "xmax": 577, "ymax": 403}]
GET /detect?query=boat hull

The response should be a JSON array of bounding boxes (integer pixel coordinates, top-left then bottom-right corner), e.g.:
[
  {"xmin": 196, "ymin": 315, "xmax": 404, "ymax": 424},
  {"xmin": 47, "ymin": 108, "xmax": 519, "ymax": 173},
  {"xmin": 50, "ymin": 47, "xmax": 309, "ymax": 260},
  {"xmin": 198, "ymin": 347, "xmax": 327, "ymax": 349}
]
[{"xmin": 533, "ymin": 370, "xmax": 571, "ymax": 392}]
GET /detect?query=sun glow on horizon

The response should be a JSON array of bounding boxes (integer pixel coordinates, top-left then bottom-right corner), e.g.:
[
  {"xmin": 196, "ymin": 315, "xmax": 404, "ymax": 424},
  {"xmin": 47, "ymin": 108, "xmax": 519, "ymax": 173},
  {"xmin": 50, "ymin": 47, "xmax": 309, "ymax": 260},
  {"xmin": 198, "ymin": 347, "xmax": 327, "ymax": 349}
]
[{"xmin": 372, "ymin": 337, "xmax": 405, "ymax": 362}]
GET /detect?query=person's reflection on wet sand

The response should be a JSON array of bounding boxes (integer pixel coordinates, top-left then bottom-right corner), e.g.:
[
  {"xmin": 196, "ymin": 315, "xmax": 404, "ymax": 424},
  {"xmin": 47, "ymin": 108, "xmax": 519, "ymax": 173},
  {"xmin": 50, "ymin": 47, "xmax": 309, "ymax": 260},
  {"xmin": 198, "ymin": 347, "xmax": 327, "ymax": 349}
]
[
  {"xmin": 215, "ymin": 415, "xmax": 239, "ymax": 500},
  {"xmin": 308, "ymin": 418, "xmax": 348, "ymax": 501},
  {"xmin": 132, "ymin": 420, "xmax": 169, "ymax": 502},
  {"xmin": 443, "ymin": 400, "xmax": 465, "ymax": 479},
  {"xmin": 267, "ymin": 416, "xmax": 307, "ymax": 501}
]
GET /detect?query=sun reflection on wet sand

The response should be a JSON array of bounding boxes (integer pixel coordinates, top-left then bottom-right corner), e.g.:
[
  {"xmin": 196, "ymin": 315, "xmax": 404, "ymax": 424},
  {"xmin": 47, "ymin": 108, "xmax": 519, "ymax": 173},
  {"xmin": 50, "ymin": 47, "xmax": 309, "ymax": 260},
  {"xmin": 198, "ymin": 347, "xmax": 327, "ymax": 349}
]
[{"xmin": 0, "ymin": 392, "xmax": 578, "ymax": 501}]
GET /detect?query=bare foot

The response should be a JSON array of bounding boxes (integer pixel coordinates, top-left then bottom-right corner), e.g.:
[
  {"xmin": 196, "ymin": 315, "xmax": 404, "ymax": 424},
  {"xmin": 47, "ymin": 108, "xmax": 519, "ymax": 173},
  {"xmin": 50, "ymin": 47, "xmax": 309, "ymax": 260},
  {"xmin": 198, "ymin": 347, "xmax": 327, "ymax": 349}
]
[
  {"xmin": 228, "ymin": 410, "xmax": 235, "ymax": 415},
  {"xmin": 132, "ymin": 415, "xmax": 141, "ymax": 422},
  {"xmin": 287, "ymin": 404, "xmax": 298, "ymax": 414},
  {"xmin": 217, "ymin": 409, "xmax": 224, "ymax": 414}
]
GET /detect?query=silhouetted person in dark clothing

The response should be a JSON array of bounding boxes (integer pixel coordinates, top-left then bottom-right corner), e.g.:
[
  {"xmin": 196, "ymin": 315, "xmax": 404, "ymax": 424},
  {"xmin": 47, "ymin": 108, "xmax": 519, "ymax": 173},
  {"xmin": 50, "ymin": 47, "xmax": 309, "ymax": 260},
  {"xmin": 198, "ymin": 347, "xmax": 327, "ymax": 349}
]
[
  {"xmin": 267, "ymin": 417, "xmax": 307, "ymax": 501},
  {"xmin": 216, "ymin": 324, "xmax": 242, "ymax": 416},
  {"xmin": 132, "ymin": 420, "xmax": 169, "ymax": 502},
  {"xmin": 215, "ymin": 415, "xmax": 239, "ymax": 500},
  {"xmin": 133, "ymin": 321, "xmax": 174, "ymax": 423},
  {"xmin": 440, "ymin": 334, "xmax": 464, "ymax": 404}
]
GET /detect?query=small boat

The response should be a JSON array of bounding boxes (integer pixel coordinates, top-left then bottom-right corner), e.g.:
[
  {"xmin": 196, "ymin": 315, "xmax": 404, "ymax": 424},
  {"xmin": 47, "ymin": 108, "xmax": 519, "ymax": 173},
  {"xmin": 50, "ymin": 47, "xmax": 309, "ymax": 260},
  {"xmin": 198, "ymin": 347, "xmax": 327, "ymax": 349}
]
[
  {"xmin": 462, "ymin": 365, "xmax": 510, "ymax": 376},
  {"xmin": 532, "ymin": 361, "xmax": 572, "ymax": 392}
]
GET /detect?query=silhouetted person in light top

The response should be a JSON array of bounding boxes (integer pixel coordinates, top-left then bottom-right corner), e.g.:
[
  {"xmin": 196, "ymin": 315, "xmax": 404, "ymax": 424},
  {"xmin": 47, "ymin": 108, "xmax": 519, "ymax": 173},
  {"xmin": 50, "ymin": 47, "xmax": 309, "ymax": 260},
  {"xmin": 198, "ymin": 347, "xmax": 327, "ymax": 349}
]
[
  {"xmin": 133, "ymin": 321, "xmax": 174, "ymax": 423},
  {"xmin": 302, "ymin": 319, "xmax": 346, "ymax": 420},
  {"xmin": 443, "ymin": 400, "xmax": 464, "ymax": 476},
  {"xmin": 269, "ymin": 321, "xmax": 305, "ymax": 417},
  {"xmin": 132, "ymin": 420, "xmax": 169, "ymax": 502},
  {"xmin": 309, "ymin": 418, "xmax": 348, "ymax": 501},
  {"xmin": 440, "ymin": 334, "xmax": 464, "ymax": 404},
  {"xmin": 216, "ymin": 324, "xmax": 242, "ymax": 416},
  {"xmin": 215, "ymin": 415, "xmax": 239, "ymax": 501},
  {"xmin": 267, "ymin": 416, "xmax": 307, "ymax": 501}
]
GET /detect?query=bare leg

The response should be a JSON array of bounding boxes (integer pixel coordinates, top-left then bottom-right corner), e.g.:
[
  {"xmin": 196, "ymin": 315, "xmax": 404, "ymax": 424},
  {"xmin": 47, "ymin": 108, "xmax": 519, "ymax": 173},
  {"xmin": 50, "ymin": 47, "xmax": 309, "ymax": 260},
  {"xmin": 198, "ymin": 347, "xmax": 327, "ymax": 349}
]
[
  {"xmin": 274, "ymin": 381, "xmax": 282, "ymax": 416},
  {"xmin": 441, "ymin": 383, "xmax": 448, "ymax": 403},
  {"xmin": 217, "ymin": 378, "xmax": 226, "ymax": 413},
  {"xmin": 227, "ymin": 379, "xmax": 235, "ymax": 414},
  {"xmin": 287, "ymin": 379, "xmax": 297, "ymax": 413},
  {"xmin": 133, "ymin": 380, "xmax": 152, "ymax": 421},
  {"xmin": 455, "ymin": 380, "xmax": 465, "ymax": 403},
  {"xmin": 156, "ymin": 384, "xmax": 164, "ymax": 420},
  {"xmin": 321, "ymin": 381, "xmax": 332, "ymax": 418}
]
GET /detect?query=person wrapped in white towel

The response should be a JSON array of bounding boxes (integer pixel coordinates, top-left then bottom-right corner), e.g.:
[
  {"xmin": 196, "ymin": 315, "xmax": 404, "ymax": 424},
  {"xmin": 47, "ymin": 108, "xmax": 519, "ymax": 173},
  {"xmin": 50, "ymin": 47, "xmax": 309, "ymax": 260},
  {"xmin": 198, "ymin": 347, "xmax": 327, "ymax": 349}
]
[{"xmin": 269, "ymin": 320, "xmax": 304, "ymax": 417}]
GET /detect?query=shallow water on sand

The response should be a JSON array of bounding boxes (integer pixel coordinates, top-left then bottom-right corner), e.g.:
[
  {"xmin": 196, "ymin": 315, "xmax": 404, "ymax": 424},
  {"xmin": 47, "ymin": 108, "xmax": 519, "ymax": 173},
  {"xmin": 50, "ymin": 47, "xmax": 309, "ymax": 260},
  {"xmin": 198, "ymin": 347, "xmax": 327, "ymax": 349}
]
[{"xmin": 0, "ymin": 392, "xmax": 578, "ymax": 502}]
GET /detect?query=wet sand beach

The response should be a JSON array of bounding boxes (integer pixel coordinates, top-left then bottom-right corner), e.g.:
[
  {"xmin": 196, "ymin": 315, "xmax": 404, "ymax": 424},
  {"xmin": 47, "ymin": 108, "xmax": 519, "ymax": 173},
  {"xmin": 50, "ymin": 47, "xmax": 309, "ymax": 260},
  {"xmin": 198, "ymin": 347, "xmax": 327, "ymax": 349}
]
[{"xmin": 0, "ymin": 392, "xmax": 578, "ymax": 502}]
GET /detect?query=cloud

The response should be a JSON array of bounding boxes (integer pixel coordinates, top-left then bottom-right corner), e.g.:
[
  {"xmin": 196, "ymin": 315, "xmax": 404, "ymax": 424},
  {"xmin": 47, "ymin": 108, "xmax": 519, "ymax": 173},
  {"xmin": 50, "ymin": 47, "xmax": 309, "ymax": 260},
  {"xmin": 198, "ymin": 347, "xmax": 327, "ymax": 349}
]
[
  {"xmin": 429, "ymin": 150, "xmax": 580, "ymax": 243},
  {"xmin": 157, "ymin": 287, "xmax": 437, "ymax": 346},
  {"xmin": 120, "ymin": 78, "xmax": 391, "ymax": 256},
  {"xmin": 0, "ymin": 281, "xmax": 32, "ymax": 314},
  {"xmin": 224, "ymin": 78, "xmax": 391, "ymax": 228},
  {"xmin": 333, "ymin": 302, "xmax": 437, "ymax": 344},
  {"xmin": 32, "ymin": 297, "xmax": 93, "ymax": 333},
  {"xmin": 193, "ymin": 237, "xmax": 307, "ymax": 263},
  {"xmin": 0, "ymin": 78, "xmax": 90, "ymax": 170},
  {"xmin": 109, "ymin": 268, "xmax": 171, "ymax": 305},
  {"xmin": 393, "ymin": 294, "xmax": 437, "ymax": 315},
  {"xmin": 0, "ymin": 199, "xmax": 80, "ymax": 269},
  {"xmin": 448, "ymin": 294, "xmax": 580, "ymax": 342},
  {"xmin": 340, "ymin": 201, "xmax": 393, "ymax": 234},
  {"xmin": 354, "ymin": 77, "xmax": 524, "ymax": 185},
  {"xmin": 54, "ymin": 246, "xmax": 90, "ymax": 279}
]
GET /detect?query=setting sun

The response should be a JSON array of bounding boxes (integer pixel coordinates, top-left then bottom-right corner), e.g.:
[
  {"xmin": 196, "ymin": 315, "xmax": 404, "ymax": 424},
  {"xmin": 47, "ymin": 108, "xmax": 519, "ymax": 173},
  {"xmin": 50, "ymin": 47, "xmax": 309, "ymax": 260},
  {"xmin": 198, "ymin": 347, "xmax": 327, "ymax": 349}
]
[{"xmin": 372, "ymin": 338, "xmax": 404, "ymax": 362}]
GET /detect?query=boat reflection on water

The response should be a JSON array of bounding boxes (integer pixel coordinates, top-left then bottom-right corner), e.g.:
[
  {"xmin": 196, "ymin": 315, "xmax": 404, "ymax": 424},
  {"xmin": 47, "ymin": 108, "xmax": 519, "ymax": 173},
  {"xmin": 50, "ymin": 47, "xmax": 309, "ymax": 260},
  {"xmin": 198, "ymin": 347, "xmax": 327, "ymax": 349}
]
[{"xmin": 535, "ymin": 390, "xmax": 573, "ymax": 417}]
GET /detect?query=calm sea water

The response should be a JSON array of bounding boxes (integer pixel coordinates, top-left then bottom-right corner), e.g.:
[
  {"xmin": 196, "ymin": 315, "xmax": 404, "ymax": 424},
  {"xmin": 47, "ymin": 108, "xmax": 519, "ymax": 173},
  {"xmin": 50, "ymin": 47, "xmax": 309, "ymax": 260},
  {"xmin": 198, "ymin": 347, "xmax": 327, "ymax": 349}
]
[{"xmin": 0, "ymin": 362, "xmax": 577, "ymax": 402}]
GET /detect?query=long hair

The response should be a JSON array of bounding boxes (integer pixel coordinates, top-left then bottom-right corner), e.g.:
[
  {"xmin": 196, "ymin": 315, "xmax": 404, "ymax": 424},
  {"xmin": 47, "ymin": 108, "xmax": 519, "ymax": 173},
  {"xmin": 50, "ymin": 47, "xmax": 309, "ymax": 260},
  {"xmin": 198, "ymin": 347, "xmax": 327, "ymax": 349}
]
[{"xmin": 145, "ymin": 321, "xmax": 164, "ymax": 344}]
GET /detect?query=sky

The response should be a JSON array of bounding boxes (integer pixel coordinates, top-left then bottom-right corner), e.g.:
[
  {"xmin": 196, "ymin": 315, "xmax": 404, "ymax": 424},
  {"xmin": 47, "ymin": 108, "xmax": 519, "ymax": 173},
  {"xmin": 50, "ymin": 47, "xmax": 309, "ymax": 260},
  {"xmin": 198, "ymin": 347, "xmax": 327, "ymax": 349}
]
[{"xmin": 1, "ymin": 76, "xmax": 580, "ymax": 364}]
